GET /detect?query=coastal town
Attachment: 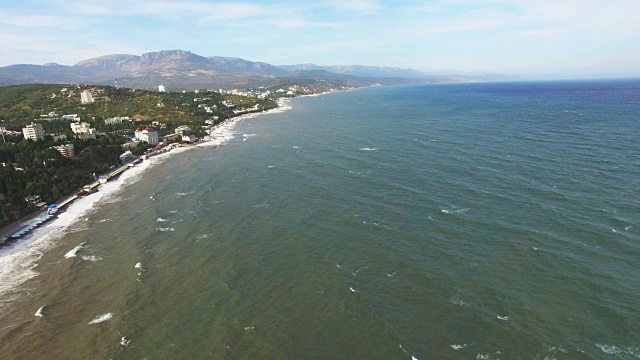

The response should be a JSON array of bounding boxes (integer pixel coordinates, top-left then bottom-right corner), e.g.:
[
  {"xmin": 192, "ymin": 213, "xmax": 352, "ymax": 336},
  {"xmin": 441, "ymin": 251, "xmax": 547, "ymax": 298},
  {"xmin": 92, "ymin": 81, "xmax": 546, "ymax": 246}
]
[{"xmin": 0, "ymin": 82, "xmax": 346, "ymax": 244}]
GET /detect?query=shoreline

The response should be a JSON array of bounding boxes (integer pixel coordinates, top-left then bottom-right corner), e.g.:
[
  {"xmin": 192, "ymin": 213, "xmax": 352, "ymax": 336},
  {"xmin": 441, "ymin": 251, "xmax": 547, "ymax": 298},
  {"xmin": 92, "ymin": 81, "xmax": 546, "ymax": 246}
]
[{"xmin": 0, "ymin": 93, "xmax": 307, "ymax": 302}]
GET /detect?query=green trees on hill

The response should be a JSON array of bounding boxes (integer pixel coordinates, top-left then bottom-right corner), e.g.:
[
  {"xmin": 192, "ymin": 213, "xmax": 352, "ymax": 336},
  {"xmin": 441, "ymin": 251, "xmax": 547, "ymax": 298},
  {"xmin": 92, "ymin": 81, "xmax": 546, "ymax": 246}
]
[{"xmin": 0, "ymin": 136, "xmax": 125, "ymax": 226}]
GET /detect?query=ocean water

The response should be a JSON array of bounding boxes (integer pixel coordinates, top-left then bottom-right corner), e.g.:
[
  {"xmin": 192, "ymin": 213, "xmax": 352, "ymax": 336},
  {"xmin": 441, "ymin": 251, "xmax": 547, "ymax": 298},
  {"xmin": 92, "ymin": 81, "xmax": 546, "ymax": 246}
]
[{"xmin": 1, "ymin": 80, "xmax": 639, "ymax": 359}]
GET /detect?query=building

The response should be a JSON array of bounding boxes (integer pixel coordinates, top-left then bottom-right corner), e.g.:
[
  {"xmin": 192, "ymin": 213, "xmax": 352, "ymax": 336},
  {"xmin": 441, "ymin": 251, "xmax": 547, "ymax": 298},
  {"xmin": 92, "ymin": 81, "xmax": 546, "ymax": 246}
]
[
  {"xmin": 104, "ymin": 117, "xmax": 123, "ymax": 125},
  {"xmin": 174, "ymin": 125, "xmax": 191, "ymax": 135},
  {"xmin": 158, "ymin": 84, "xmax": 166, "ymax": 93},
  {"xmin": 80, "ymin": 90, "xmax": 94, "ymax": 104},
  {"xmin": 134, "ymin": 128, "xmax": 159, "ymax": 145},
  {"xmin": 61, "ymin": 114, "xmax": 80, "ymax": 121},
  {"xmin": 22, "ymin": 122, "xmax": 45, "ymax": 141},
  {"xmin": 181, "ymin": 134, "xmax": 197, "ymax": 143},
  {"xmin": 119, "ymin": 150, "xmax": 135, "ymax": 164},
  {"xmin": 70, "ymin": 122, "xmax": 97, "ymax": 139},
  {"xmin": 52, "ymin": 143, "xmax": 75, "ymax": 158}
]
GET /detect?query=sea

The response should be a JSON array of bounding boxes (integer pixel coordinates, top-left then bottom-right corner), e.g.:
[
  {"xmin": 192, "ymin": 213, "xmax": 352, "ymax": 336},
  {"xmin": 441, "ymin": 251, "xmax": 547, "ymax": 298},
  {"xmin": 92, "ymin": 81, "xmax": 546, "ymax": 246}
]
[{"xmin": 0, "ymin": 79, "xmax": 639, "ymax": 359}]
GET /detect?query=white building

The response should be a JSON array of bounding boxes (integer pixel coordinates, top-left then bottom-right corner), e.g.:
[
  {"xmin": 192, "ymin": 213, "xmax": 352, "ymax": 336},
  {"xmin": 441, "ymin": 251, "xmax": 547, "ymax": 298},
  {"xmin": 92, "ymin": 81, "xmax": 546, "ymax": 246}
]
[
  {"xmin": 104, "ymin": 117, "xmax": 123, "ymax": 125},
  {"xmin": 22, "ymin": 122, "xmax": 45, "ymax": 141},
  {"xmin": 119, "ymin": 150, "xmax": 135, "ymax": 164},
  {"xmin": 174, "ymin": 125, "xmax": 191, "ymax": 135},
  {"xmin": 182, "ymin": 134, "xmax": 197, "ymax": 143},
  {"xmin": 70, "ymin": 122, "xmax": 97, "ymax": 139},
  {"xmin": 135, "ymin": 128, "xmax": 159, "ymax": 145},
  {"xmin": 158, "ymin": 84, "xmax": 166, "ymax": 93},
  {"xmin": 80, "ymin": 90, "xmax": 94, "ymax": 104}
]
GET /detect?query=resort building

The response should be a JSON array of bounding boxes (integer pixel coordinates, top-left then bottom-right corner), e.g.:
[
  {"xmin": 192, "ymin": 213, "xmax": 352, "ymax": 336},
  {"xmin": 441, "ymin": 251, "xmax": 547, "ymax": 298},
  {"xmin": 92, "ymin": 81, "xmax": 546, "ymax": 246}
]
[
  {"xmin": 119, "ymin": 150, "xmax": 135, "ymax": 164},
  {"xmin": 52, "ymin": 143, "xmax": 75, "ymax": 158},
  {"xmin": 158, "ymin": 84, "xmax": 166, "ymax": 93},
  {"xmin": 135, "ymin": 128, "xmax": 159, "ymax": 145},
  {"xmin": 22, "ymin": 122, "xmax": 45, "ymax": 141},
  {"xmin": 80, "ymin": 90, "xmax": 94, "ymax": 104},
  {"xmin": 104, "ymin": 117, "xmax": 125, "ymax": 125},
  {"xmin": 70, "ymin": 122, "xmax": 97, "ymax": 140},
  {"xmin": 174, "ymin": 125, "xmax": 191, "ymax": 135}
]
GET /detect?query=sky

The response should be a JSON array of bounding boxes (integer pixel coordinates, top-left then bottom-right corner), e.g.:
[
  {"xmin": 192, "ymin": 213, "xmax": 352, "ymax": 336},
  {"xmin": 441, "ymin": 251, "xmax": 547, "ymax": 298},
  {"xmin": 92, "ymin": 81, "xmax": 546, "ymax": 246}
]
[{"xmin": 1, "ymin": 0, "xmax": 639, "ymax": 77}]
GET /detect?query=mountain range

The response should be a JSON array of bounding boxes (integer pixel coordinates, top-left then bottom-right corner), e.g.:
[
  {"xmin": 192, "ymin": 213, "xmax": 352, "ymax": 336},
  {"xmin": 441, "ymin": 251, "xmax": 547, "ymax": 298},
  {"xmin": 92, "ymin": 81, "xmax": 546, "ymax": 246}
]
[{"xmin": 0, "ymin": 50, "xmax": 502, "ymax": 89}]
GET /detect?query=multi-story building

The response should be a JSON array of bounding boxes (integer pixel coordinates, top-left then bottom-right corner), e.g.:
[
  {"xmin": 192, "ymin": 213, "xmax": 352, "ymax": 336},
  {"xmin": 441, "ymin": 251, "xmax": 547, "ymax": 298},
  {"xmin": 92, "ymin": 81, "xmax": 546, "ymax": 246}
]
[
  {"xmin": 52, "ymin": 143, "xmax": 75, "ymax": 157},
  {"xmin": 70, "ymin": 122, "xmax": 97, "ymax": 140},
  {"xmin": 119, "ymin": 150, "xmax": 135, "ymax": 164},
  {"xmin": 158, "ymin": 84, "xmax": 166, "ymax": 93},
  {"xmin": 22, "ymin": 122, "xmax": 45, "ymax": 141},
  {"xmin": 135, "ymin": 128, "xmax": 159, "ymax": 145},
  {"xmin": 80, "ymin": 90, "xmax": 94, "ymax": 104},
  {"xmin": 174, "ymin": 125, "xmax": 191, "ymax": 135}
]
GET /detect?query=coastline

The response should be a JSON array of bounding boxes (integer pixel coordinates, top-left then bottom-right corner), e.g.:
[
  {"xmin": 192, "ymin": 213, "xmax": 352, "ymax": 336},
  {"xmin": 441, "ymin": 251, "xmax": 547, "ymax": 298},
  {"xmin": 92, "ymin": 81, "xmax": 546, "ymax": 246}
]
[{"xmin": 0, "ymin": 94, "xmax": 302, "ymax": 303}]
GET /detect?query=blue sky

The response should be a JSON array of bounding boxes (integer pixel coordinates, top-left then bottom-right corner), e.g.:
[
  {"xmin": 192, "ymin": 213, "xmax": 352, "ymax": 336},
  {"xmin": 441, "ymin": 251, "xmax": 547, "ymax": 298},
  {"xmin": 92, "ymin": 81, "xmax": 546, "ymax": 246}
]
[{"xmin": 1, "ymin": 0, "xmax": 639, "ymax": 77}]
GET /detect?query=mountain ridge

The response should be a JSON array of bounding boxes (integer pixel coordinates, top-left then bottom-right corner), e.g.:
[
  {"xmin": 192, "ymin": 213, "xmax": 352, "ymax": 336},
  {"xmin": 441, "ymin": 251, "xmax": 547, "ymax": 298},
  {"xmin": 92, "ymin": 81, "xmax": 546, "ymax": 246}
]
[{"xmin": 0, "ymin": 49, "xmax": 496, "ymax": 89}]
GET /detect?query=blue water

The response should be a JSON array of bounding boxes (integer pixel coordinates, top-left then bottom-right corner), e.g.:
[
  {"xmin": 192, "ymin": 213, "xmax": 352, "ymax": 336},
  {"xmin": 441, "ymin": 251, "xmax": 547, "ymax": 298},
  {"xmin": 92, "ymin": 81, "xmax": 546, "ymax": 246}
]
[{"xmin": 1, "ymin": 80, "xmax": 639, "ymax": 359}]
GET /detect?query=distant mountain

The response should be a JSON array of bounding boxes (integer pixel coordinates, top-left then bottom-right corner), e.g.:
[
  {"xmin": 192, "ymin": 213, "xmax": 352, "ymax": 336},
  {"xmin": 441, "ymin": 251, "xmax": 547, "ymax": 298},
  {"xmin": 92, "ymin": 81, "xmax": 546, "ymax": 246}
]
[
  {"xmin": 279, "ymin": 63, "xmax": 428, "ymax": 79},
  {"xmin": 0, "ymin": 49, "xmax": 498, "ymax": 89}
]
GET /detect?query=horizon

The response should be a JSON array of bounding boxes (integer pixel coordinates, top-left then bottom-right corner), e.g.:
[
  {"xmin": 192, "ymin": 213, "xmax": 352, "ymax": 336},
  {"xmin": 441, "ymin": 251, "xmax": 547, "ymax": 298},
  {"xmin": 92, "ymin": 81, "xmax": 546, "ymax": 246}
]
[{"xmin": 1, "ymin": 1, "xmax": 639, "ymax": 78}]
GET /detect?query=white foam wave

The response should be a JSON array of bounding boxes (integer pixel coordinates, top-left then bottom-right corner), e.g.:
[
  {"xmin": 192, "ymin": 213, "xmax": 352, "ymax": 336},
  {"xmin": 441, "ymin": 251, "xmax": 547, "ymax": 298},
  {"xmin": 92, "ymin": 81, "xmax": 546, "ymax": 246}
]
[
  {"xmin": 81, "ymin": 255, "xmax": 102, "ymax": 262},
  {"xmin": 88, "ymin": 312, "xmax": 113, "ymax": 324},
  {"xmin": 349, "ymin": 287, "xmax": 356, "ymax": 293},
  {"xmin": 156, "ymin": 227, "xmax": 175, "ymax": 232},
  {"xmin": 595, "ymin": 344, "xmax": 639, "ymax": 356},
  {"xmin": 196, "ymin": 233, "xmax": 212, "ymax": 240},
  {"xmin": 359, "ymin": 147, "xmax": 377, "ymax": 151},
  {"xmin": 497, "ymin": 315, "xmax": 509, "ymax": 321},
  {"xmin": 64, "ymin": 243, "xmax": 86, "ymax": 258},
  {"xmin": 134, "ymin": 262, "xmax": 143, "ymax": 269},
  {"xmin": 441, "ymin": 208, "xmax": 469, "ymax": 214},
  {"xmin": 35, "ymin": 306, "xmax": 45, "ymax": 317},
  {"xmin": 120, "ymin": 336, "xmax": 131, "ymax": 346},
  {"xmin": 156, "ymin": 217, "xmax": 168, "ymax": 222},
  {"xmin": 450, "ymin": 344, "xmax": 468, "ymax": 350}
]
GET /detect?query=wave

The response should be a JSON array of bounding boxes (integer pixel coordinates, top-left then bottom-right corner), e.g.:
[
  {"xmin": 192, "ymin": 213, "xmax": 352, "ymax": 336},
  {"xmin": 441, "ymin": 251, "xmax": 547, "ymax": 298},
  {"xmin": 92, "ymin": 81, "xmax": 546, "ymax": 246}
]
[
  {"xmin": 120, "ymin": 336, "xmax": 131, "ymax": 347},
  {"xmin": 34, "ymin": 306, "xmax": 45, "ymax": 317},
  {"xmin": 88, "ymin": 312, "xmax": 113, "ymax": 324},
  {"xmin": 64, "ymin": 243, "xmax": 86, "ymax": 258},
  {"xmin": 359, "ymin": 147, "xmax": 377, "ymax": 151},
  {"xmin": 441, "ymin": 208, "xmax": 469, "ymax": 214},
  {"xmin": 156, "ymin": 227, "xmax": 175, "ymax": 232},
  {"xmin": 156, "ymin": 217, "xmax": 168, "ymax": 222},
  {"xmin": 595, "ymin": 344, "xmax": 639, "ymax": 356},
  {"xmin": 450, "ymin": 344, "xmax": 468, "ymax": 350},
  {"xmin": 81, "ymin": 255, "xmax": 102, "ymax": 262}
]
